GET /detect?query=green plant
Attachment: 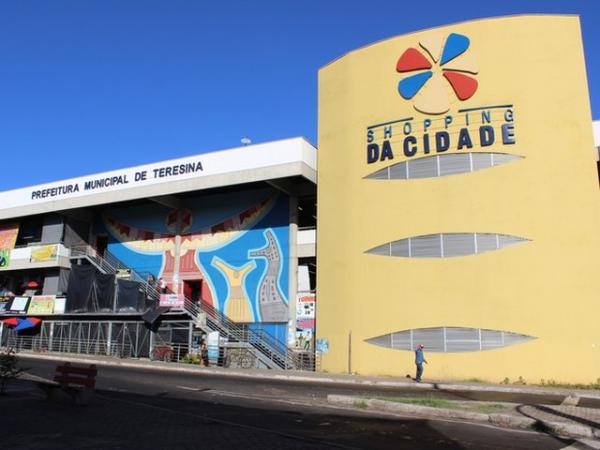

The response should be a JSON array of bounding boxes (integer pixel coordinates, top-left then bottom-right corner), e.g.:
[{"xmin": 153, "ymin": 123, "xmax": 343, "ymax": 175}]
[
  {"xmin": 513, "ymin": 376, "xmax": 527, "ymax": 385},
  {"xmin": 354, "ymin": 400, "xmax": 368, "ymax": 409},
  {"xmin": 180, "ymin": 354, "xmax": 200, "ymax": 365},
  {"xmin": 464, "ymin": 377, "xmax": 486, "ymax": 383},
  {"xmin": 0, "ymin": 349, "xmax": 23, "ymax": 395},
  {"xmin": 378, "ymin": 397, "xmax": 459, "ymax": 409},
  {"xmin": 473, "ymin": 403, "xmax": 508, "ymax": 414}
]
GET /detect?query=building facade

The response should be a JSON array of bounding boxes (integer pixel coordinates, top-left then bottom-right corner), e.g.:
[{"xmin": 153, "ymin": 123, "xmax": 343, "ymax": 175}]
[
  {"xmin": 0, "ymin": 138, "xmax": 317, "ymax": 368},
  {"xmin": 316, "ymin": 15, "xmax": 600, "ymax": 383}
]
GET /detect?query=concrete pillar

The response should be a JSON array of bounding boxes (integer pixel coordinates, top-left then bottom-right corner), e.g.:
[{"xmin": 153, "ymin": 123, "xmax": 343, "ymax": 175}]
[
  {"xmin": 287, "ymin": 195, "xmax": 299, "ymax": 348},
  {"xmin": 172, "ymin": 209, "xmax": 184, "ymax": 294}
]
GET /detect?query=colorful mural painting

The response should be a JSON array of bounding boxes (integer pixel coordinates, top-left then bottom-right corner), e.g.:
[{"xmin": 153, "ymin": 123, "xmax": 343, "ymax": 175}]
[{"xmin": 96, "ymin": 188, "xmax": 290, "ymax": 324}]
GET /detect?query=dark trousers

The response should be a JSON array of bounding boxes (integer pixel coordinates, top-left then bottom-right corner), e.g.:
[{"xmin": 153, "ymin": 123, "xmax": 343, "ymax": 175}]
[{"xmin": 415, "ymin": 363, "xmax": 423, "ymax": 381}]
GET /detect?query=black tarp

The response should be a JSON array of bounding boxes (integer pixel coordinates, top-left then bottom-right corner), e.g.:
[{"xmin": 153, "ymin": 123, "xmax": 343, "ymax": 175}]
[
  {"xmin": 116, "ymin": 279, "xmax": 143, "ymax": 312},
  {"xmin": 66, "ymin": 265, "xmax": 95, "ymax": 312},
  {"xmin": 95, "ymin": 273, "xmax": 115, "ymax": 312},
  {"xmin": 142, "ymin": 306, "xmax": 169, "ymax": 325},
  {"xmin": 66, "ymin": 266, "xmax": 116, "ymax": 313}
]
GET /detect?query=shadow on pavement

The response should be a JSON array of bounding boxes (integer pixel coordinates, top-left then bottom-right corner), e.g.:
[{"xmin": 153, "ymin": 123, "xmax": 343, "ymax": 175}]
[{"xmin": 0, "ymin": 382, "xmax": 471, "ymax": 450}]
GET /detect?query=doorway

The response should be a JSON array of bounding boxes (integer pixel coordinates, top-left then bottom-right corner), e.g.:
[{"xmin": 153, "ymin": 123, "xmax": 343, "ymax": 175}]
[
  {"xmin": 183, "ymin": 279, "xmax": 203, "ymax": 304},
  {"xmin": 95, "ymin": 235, "xmax": 108, "ymax": 257}
]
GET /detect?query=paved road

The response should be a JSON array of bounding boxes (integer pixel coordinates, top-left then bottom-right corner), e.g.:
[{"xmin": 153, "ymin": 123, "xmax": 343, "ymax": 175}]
[{"xmin": 5, "ymin": 357, "xmax": 589, "ymax": 450}]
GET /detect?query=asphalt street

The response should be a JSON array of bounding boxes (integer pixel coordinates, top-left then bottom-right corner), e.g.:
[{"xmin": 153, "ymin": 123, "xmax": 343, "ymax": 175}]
[{"xmin": 2, "ymin": 356, "xmax": 589, "ymax": 449}]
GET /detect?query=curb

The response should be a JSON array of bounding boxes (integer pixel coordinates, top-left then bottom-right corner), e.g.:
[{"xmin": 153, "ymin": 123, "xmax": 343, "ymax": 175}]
[
  {"xmin": 327, "ymin": 394, "xmax": 599, "ymax": 439},
  {"xmin": 16, "ymin": 352, "xmax": 600, "ymax": 401}
]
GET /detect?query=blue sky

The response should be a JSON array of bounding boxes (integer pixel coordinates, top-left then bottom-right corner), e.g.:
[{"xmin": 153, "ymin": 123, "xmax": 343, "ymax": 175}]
[{"xmin": 0, "ymin": 0, "xmax": 598, "ymax": 191}]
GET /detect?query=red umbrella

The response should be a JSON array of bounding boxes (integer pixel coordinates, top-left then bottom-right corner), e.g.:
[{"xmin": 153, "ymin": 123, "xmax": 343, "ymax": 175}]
[
  {"xmin": 26, "ymin": 281, "xmax": 39, "ymax": 288},
  {"xmin": 2, "ymin": 317, "xmax": 20, "ymax": 327}
]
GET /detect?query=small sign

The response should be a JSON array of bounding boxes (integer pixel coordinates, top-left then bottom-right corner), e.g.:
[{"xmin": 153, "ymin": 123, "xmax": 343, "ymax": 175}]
[
  {"xmin": 28, "ymin": 295, "xmax": 55, "ymax": 314},
  {"xmin": 53, "ymin": 297, "xmax": 66, "ymax": 314},
  {"xmin": 159, "ymin": 293, "xmax": 184, "ymax": 308},
  {"xmin": 115, "ymin": 268, "xmax": 132, "ymax": 279},
  {"xmin": 316, "ymin": 338, "xmax": 330, "ymax": 353},
  {"xmin": 30, "ymin": 244, "xmax": 58, "ymax": 263},
  {"xmin": 207, "ymin": 331, "xmax": 220, "ymax": 365},
  {"xmin": 9, "ymin": 297, "xmax": 29, "ymax": 314}
]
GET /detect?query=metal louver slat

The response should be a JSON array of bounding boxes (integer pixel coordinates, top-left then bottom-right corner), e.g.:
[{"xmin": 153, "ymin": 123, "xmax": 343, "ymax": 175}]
[
  {"xmin": 439, "ymin": 153, "xmax": 471, "ymax": 176},
  {"xmin": 412, "ymin": 327, "xmax": 445, "ymax": 352},
  {"xmin": 443, "ymin": 233, "xmax": 477, "ymax": 257},
  {"xmin": 389, "ymin": 162, "xmax": 408, "ymax": 179},
  {"xmin": 410, "ymin": 234, "xmax": 442, "ymax": 257},
  {"xmin": 407, "ymin": 157, "xmax": 439, "ymax": 179},
  {"xmin": 476, "ymin": 233, "xmax": 498, "ymax": 253},
  {"xmin": 390, "ymin": 239, "xmax": 410, "ymax": 257},
  {"xmin": 366, "ymin": 167, "xmax": 389, "ymax": 180}
]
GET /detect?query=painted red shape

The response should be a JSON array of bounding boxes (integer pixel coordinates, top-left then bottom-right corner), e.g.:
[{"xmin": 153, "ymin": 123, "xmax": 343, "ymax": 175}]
[
  {"xmin": 443, "ymin": 71, "xmax": 478, "ymax": 100},
  {"xmin": 396, "ymin": 48, "xmax": 432, "ymax": 72}
]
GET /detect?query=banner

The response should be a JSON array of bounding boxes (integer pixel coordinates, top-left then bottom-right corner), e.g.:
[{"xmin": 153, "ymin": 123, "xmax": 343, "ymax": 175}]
[
  {"xmin": 115, "ymin": 268, "xmax": 131, "ymax": 279},
  {"xmin": 207, "ymin": 331, "xmax": 220, "ymax": 365},
  {"xmin": 9, "ymin": 297, "xmax": 29, "ymax": 314},
  {"xmin": 159, "ymin": 293, "xmax": 184, "ymax": 308},
  {"xmin": 296, "ymin": 293, "xmax": 316, "ymax": 330},
  {"xmin": 28, "ymin": 295, "xmax": 56, "ymax": 315},
  {"xmin": 0, "ymin": 223, "xmax": 19, "ymax": 250},
  {"xmin": 30, "ymin": 244, "xmax": 58, "ymax": 263},
  {"xmin": 0, "ymin": 250, "xmax": 9, "ymax": 269},
  {"xmin": 53, "ymin": 297, "xmax": 66, "ymax": 314}
]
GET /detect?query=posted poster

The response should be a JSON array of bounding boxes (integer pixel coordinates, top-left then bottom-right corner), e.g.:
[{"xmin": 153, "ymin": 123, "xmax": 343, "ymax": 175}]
[
  {"xmin": 10, "ymin": 297, "xmax": 29, "ymax": 314},
  {"xmin": 316, "ymin": 339, "xmax": 330, "ymax": 353},
  {"xmin": 296, "ymin": 294, "xmax": 316, "ymax": 349},
  {"xmin": 0, "ymin": 250, "xmax": 9, "ymax": 269},
  {"xmin": 28, "ymin": 295, "xmax": 56, "ymax": 314},
  {"xmin": 159, "ymin": 293, "xmax": 184, "ymax": 308},
  {"xmin": 30, "ymin": 245, "xmax": 58, "ymax": 263},
  {"xmin": 53, "ymin": 297, "xmax": 66, "ymax": 314},
  {"xmin": 0, "ymin": 223, "xmax": 19, "ymax": 250},
  {"xmin": 207, "ymin": 331, "xmax": 220, "ymax": 365}
]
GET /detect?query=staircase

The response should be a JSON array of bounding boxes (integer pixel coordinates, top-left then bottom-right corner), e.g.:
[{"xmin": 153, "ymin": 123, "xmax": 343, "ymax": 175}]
[{"xmin": 69, "ymin": 245, "xmax": 302, "ymax": 370}]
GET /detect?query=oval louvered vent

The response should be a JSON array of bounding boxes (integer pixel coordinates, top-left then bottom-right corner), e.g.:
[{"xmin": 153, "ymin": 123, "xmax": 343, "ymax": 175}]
[
  {"xmin": 365, "ymin": 327, "xmax": 536, "ymax": 352},
  {"xmin": 365, "ymin": 152, "xmax": 523, "ymax": 180},
  {"xmin": 366, "ymin": 233, "xmax": 529, "ymax": 258}
]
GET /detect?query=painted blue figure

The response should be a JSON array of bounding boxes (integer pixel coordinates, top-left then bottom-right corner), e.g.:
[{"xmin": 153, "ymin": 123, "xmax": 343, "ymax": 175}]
[{"xmin": 415, "ymin": 344, "xmax": 428, "ymax": 382}]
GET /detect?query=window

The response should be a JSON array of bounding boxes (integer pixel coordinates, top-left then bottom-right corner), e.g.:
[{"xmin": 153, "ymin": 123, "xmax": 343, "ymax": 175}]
[
  {"xmin": 365, "ymin": 152, "xmax": 523, "ymax": 180},
  {"xmin": 366, "ymin": 233, "xmax": 529, "ymax": 258},
  {"xmin": 365, "ymin": 327, "xmax": 535, "ymax": 352}
]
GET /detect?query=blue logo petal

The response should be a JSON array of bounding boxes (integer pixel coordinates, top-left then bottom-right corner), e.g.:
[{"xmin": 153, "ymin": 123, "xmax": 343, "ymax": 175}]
[
  {"xmin": 440, "ymin": 33, "xmax": 470, "ymax": 65},
  {"xmin": 398, "ymin": 71, "xmax": 432, "ymax": 99}
]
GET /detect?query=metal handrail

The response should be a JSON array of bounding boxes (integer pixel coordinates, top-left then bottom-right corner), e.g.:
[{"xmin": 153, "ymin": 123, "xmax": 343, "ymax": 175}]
[{"xmin": 3, "ymin": 334, "xmax": 132, "ymax": 358}]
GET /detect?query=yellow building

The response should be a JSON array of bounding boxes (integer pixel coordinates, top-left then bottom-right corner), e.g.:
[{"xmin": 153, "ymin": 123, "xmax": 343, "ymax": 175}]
[{"xmin": 316, "ymin": 15, "xmax": 600, "ymax": 383}]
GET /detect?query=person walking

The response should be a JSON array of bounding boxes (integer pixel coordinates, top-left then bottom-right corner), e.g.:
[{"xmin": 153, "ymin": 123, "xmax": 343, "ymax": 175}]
[{"xmin": 415, "ymin": 344, "xmax": 427, "ymax": 382}]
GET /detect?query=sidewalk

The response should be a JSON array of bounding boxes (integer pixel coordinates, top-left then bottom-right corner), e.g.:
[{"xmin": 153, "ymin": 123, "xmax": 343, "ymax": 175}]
[
  {"xmin": 327, "ymin": 394, "xmax": 600, "ymax": 440},
  {"xmin": 16, "ymin": 351, "xmax": 600, "ymax": 441},
  {"xmin": 17, "ymin": 350, "xmax": 600, "ymax": 400}
]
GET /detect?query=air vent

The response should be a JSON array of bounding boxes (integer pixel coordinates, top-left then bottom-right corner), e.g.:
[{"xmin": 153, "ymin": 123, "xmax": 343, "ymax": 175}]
[
  {"xmin": 365, "ymin": 152, "xmax": 523, "ymax": 180},
  {"xmin": 365, "ymin": 327, "xmax": 536, "ymax": 352},
  {"xmin": 366, "ymin": 233, "xmax": 529, "ymax": 258}
]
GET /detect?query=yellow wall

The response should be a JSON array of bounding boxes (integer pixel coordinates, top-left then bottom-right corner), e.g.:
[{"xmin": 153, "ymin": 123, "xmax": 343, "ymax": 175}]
[{"xmin": 316, "ymin": 15, "xmax": 600, "ymax": 383}]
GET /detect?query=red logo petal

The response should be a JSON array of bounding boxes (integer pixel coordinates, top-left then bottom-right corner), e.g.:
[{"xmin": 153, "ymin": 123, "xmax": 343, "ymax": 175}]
[
  {"xmin": 397, "ymin": 48, "xmax": 432, "ymax": 72},
  {"xmin": 443, "ymin": 71, "xmax": 478, "ymax": 100}
]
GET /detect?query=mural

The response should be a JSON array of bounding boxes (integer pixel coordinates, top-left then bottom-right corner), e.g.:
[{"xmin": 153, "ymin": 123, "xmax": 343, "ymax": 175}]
[
  {"xmin": 249, "ymin": 230, "xmax": 287, "ymax": 322},
  {"xmin": 95, "ymin": 188, "xmax": 290, "ymax": 324}
]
